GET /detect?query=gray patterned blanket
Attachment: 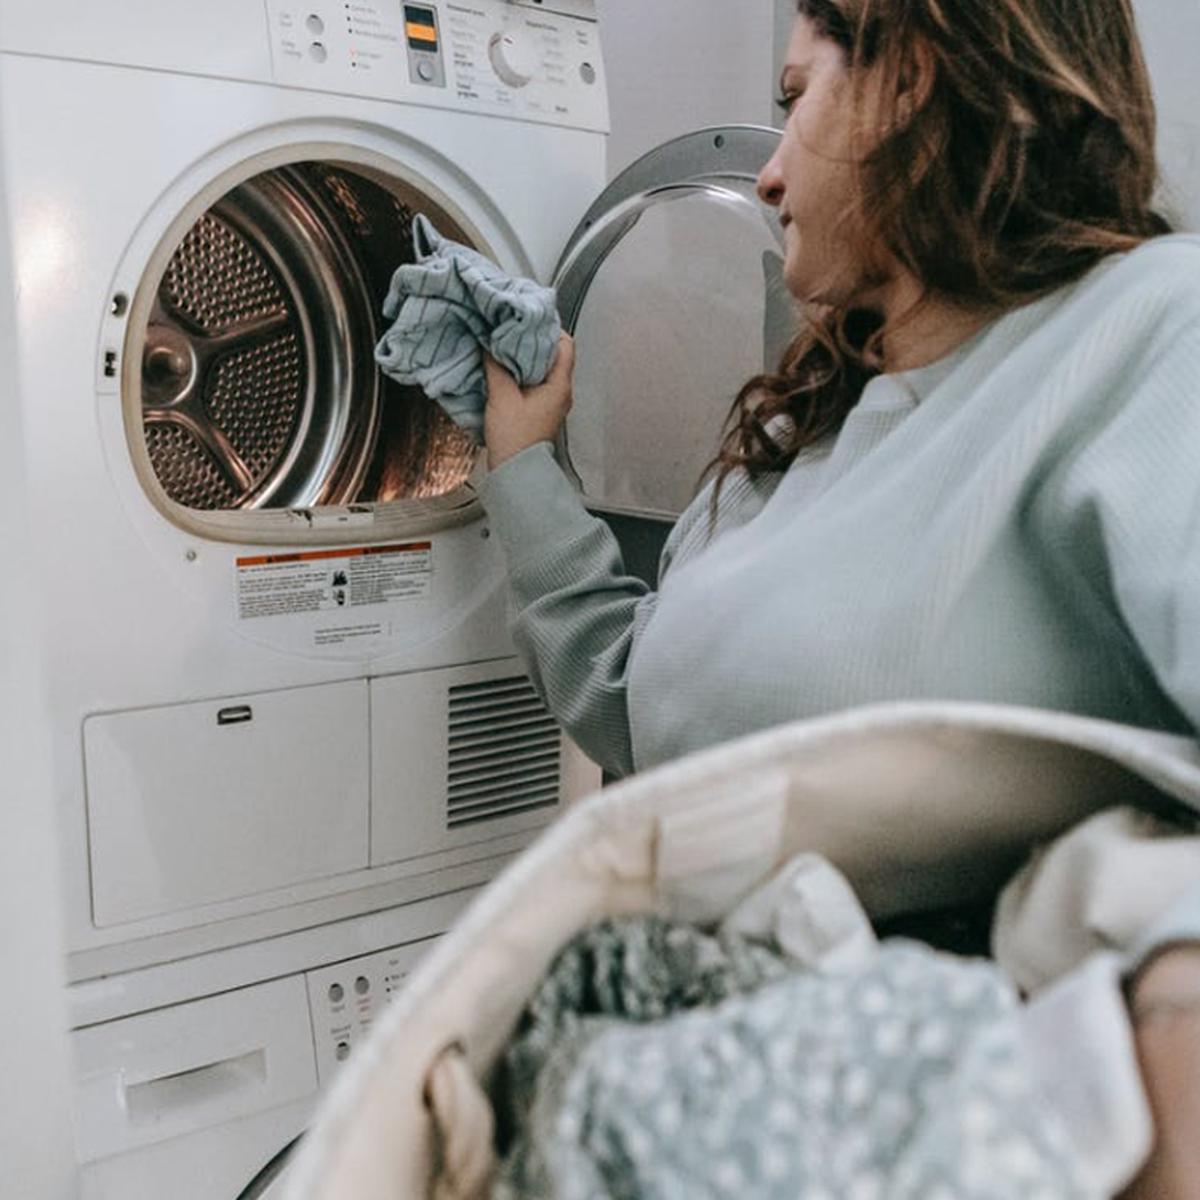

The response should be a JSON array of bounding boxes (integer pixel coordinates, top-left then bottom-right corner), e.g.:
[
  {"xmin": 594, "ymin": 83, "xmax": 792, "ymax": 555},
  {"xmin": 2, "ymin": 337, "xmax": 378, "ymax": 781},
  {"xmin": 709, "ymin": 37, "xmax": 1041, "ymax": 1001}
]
[{"xmin": 490, "ymin": 916, "xmax": 1094, "ymax": 1199}]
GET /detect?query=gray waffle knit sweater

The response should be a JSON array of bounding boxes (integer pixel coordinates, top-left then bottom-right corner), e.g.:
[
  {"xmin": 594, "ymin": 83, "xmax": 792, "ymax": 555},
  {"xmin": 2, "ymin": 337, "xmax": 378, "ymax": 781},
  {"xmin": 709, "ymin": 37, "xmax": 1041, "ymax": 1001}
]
[{"xmin": 478, "ymin": 236, "xmax": 1200, "ymax": 779}]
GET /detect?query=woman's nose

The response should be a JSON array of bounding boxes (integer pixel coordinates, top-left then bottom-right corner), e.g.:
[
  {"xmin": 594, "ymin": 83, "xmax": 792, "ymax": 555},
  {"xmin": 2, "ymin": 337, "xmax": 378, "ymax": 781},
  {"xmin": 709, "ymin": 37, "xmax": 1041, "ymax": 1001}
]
[{"xmin": 757, "ymin": 151, "xmax": 784, "ymax": 207}]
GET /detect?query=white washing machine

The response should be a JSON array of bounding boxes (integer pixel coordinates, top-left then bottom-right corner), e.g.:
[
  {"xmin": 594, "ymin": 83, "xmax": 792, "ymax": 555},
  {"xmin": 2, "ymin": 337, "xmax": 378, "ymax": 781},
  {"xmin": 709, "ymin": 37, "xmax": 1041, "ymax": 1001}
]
[
  {"xmin": 0, "ymin": 0, "xmax": 787, "ymax": 1192},
  {"xmin": 69, "ymin": 889, "xmax": 477, "ymax": 1199}
]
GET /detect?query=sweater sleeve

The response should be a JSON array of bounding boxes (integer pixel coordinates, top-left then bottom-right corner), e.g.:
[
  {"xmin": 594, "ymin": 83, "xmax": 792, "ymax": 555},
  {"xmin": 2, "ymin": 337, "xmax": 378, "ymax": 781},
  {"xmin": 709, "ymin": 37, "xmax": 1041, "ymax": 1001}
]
[
  {"xmin": 477, "ymin": 443, "xmax": 780, "ymax": 777},
  {"xmin": 1036, "ymin": 257, "xmax": 1200, "ymax": 735},
  {"xmin": 477, "ymin": 443, "xmax": 656, "ymax": 778}
]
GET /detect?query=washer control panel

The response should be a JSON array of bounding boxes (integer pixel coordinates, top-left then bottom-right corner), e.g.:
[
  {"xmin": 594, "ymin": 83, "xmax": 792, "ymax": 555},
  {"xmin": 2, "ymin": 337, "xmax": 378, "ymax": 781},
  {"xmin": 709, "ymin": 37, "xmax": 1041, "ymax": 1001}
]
[
  {"xmin": 403, "ymin": 3, "xmax": 446, "ymax": 88},
  {"xmin": 305, "ymin": 937, "xmax": 436, "ymax": 1082},
  {"xmin": 266, "ymin": 0, "xmax": 607, "ymax": 132}
]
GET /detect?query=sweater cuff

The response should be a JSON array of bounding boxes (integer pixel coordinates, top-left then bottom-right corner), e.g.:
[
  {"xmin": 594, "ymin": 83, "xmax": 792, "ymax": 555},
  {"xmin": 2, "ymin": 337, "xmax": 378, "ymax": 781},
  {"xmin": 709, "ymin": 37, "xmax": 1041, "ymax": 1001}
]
[{"xmin": 477, "ymin": 442, "xmax": 597, "ymax": 566}]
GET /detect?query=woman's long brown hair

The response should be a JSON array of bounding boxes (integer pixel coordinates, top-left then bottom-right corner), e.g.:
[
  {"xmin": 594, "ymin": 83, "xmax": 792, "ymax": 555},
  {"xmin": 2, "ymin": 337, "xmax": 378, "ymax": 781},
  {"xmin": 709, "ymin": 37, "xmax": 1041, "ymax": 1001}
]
[{"xmin": 711, "ymin": 0, "xmax": 1171, "ymax": 493}]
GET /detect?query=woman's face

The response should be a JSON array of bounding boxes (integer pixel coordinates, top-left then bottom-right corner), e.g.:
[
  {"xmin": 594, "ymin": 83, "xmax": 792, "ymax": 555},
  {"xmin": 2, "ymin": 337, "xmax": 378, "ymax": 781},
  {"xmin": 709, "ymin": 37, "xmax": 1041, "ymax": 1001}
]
[{"xmin": 757, "ymin": 15, "xmax": 876, "ymax": 304}]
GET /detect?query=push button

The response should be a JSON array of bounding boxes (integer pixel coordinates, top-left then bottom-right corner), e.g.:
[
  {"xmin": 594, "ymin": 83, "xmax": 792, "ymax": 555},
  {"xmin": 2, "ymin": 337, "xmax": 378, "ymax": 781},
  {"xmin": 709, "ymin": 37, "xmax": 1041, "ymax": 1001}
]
[
  {"xmin": 416, "ymin": 59, "xmax": 436, "ymax": 82},
  {"xmin": 309, "ymin": 41, "xmax": 328, "ymax": 63},
  {"xmin": 306, "ymin": 14, "xmax": 325, "ymax": 35}
]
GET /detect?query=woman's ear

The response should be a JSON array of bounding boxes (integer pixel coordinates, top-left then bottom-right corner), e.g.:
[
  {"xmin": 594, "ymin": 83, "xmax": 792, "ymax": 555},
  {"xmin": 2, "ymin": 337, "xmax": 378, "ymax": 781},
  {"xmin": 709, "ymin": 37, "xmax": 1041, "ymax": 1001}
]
[{"xmin": 895, "ymin": 36, "xmax": 938, "ymax": 126}]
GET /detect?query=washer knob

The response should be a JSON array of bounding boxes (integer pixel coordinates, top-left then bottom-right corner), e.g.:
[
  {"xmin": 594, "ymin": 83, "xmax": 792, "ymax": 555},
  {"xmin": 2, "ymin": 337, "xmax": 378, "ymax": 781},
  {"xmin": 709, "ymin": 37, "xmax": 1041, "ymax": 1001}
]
[{"xmin": 488, "ymin": 31, "xmax": 534, "ymax": 88}]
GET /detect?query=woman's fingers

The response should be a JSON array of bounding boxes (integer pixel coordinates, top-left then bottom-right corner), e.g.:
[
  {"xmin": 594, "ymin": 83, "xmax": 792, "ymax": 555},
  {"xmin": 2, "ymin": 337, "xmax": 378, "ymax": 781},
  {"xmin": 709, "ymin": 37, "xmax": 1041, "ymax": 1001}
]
[
  {"xmin": 483, "ymin": 353, "xmax": 521, "ymax": 405},
  {"xmin": 1120, "ymin": 945, "xmax": 1200, "ymax": 1199},
  {"xmin": 549, "ymin": 332, "xmax": 575, "ymax": 386},
  {"xmin": 540, "ymin": 333, "xmax": 575, "ymax": 413},
  {"xmin": 483, "ymin": 334, "xmax": 576, "ymax": 469}
]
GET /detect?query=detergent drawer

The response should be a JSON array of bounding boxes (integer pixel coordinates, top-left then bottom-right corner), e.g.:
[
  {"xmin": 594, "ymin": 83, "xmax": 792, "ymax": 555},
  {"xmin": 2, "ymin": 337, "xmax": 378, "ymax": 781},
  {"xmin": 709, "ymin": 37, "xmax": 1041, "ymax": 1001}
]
[
  {"xmin": 72, "ymin": 974, "xmax": 316, "ymax": 1163},
  {"xmin": 84, "ymin": 680, "xmax": 369, "ymax": 927}
]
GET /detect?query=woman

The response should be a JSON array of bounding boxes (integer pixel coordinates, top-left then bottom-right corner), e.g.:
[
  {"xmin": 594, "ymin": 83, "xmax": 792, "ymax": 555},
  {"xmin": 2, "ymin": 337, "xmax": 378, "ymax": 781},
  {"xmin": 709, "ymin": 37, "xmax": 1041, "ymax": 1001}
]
[
  {"xmin": 483, "ymin": 0, "xmax": 1200, "ymax": 1193},
  {"xmin": 485, "ymin": 2, "xmax": 1196, "ymax": 783}
]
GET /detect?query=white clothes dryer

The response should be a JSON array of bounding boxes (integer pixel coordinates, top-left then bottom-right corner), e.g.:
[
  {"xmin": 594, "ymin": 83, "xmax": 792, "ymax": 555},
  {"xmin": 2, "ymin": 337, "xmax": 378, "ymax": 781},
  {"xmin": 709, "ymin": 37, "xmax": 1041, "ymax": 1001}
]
[{"xmin": 0, "ymin": 0, "xmax": 614, "ymax": 984}]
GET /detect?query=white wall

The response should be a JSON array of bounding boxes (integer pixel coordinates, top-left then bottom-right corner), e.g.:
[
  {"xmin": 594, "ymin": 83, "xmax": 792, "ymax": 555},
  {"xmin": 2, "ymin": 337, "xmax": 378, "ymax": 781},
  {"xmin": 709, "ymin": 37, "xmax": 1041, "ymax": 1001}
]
[
  {"xmin": 596, "ymin": 0, "xmax": 782, "ymax": 179},
  {"xmin": 773, "ymin": 0, "xmax": 796, "ymax": 94},
  {"xmin": 1134, "ymin": 0, "xmax": 1200, "ymax": 229}
]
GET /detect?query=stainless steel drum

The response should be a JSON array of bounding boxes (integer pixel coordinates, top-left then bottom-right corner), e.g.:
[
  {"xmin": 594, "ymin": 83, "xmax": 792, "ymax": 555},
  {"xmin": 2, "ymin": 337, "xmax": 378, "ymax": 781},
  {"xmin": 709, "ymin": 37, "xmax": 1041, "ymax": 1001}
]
[{"xmin": 135, "ymin": 161, "xmax": 478, "ymax": 512}]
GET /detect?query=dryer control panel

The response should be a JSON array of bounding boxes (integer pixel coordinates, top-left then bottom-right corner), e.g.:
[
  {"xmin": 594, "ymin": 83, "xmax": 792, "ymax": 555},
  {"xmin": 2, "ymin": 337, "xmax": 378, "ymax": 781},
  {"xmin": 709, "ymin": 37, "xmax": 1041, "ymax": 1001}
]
[
  {"xmin": 305, "ymin": 936, "xmax": 435, "ymax": 1082},
  {"xmin": 266, "ymin": 0, "xmax": 608, "ymax": 133}
]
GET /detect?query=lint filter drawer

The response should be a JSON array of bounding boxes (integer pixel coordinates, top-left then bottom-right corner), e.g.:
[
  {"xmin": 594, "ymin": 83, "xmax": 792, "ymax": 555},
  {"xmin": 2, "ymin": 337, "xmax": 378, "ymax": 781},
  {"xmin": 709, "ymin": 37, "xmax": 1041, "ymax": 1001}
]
[{"xmin": 84, "ymin": 679, "xmax": 369, "ymax": 927}]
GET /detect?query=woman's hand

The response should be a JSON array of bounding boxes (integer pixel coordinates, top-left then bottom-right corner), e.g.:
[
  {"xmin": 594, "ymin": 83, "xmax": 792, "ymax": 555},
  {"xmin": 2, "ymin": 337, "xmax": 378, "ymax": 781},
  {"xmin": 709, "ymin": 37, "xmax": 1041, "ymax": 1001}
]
[
  {"xmin": 483, "ymin": 333, "xmax": 575, "ymax": 470},
  {"xmin": 1120, "ymin": 944, "xmax": 1200, "ymax": 1199}
]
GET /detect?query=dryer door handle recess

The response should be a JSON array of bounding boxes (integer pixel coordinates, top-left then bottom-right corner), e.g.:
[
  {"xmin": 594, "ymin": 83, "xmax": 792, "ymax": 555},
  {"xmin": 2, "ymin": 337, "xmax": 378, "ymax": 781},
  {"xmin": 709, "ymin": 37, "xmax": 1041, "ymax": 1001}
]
[{"xmin": 217, "ymin": 705, "xmax": 254, "ymax": 726}]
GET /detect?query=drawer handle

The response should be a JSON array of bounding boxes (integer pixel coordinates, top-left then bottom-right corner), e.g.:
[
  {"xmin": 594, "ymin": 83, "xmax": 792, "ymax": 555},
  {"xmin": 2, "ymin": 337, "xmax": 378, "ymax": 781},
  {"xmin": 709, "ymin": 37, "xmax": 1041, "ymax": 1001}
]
[
  {"xmin": 217, "ymin": 705, "xmax": 253, "ymax": 726},
  {"xmin": 124, "ymin": 1049, "xmax": 267, "ymax": 1125}
]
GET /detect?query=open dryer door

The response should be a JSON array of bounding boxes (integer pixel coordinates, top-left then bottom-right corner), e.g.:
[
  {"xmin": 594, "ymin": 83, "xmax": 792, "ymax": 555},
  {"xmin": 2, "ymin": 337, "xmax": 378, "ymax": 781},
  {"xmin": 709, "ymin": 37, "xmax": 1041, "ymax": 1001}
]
[{"xmin": 552, "ymin": 125, "xmax": 788, "ymax": 524}]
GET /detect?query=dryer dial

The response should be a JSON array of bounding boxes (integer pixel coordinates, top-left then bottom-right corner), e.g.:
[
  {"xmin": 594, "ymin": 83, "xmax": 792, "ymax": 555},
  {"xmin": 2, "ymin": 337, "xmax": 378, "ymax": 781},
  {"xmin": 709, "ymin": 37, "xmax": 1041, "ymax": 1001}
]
[{"xmin": 487, "ymin": 31, "xmax": 534, "ymax": 88}]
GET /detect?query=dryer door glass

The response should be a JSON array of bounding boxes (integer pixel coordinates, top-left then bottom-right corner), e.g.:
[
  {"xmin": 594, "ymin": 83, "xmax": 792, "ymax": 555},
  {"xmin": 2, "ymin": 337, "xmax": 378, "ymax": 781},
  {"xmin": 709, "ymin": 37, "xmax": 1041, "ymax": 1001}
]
[
  {"xmin": 553, "ymin": 127, "xmax": 788, "ymax": 521},
  {"xmin": 129, "ymin": 161, "xmax": 479, "ymax": 517}
]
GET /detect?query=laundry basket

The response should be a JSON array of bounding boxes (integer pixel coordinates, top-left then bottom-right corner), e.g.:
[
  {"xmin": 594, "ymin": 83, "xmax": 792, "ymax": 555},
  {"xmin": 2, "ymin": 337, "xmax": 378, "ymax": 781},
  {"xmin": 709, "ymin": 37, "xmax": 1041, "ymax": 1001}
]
[{"xmin": 282, "ymin": 701, "xmax": 1200, "ymax": 1200}]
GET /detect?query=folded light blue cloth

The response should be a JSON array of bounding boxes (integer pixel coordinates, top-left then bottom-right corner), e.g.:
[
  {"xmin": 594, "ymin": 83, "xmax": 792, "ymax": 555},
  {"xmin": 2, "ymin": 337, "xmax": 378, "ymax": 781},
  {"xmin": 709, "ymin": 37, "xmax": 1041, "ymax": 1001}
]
[{"xmin": 374, "ymin": 214, "xmax": 562, "ymax": 442}]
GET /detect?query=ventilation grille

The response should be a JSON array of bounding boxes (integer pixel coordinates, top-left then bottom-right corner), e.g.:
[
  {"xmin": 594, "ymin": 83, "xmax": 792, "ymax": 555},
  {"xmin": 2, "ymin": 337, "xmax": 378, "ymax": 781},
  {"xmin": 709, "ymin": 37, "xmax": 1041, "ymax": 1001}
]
[{"xmin": 447, "ymin": 676, "xmax": 562, "ymax": 829}]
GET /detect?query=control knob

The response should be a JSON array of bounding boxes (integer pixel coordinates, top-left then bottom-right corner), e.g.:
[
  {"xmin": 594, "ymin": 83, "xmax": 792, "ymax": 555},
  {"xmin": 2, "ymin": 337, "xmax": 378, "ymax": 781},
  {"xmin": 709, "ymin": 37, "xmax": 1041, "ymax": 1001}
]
[{"xmin": 488, "ymin": 30, "xmax": 534, "ymax": 88}]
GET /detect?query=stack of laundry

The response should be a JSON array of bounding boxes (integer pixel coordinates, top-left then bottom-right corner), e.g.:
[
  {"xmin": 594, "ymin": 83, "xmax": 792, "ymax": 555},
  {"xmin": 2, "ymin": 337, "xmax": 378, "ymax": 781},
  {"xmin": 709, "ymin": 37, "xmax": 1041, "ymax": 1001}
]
[{"xmin": 489, "ymin": 856, "xmax": 1098, "ymax": 1200}]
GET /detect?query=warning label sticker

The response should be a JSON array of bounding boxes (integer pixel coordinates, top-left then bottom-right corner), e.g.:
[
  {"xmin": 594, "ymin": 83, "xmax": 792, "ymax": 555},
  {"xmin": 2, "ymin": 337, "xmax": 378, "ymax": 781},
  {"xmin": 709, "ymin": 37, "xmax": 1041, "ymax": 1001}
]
[{"xmin": 235, "ymin": 542, "xmax": 433, "ymax": 623}]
